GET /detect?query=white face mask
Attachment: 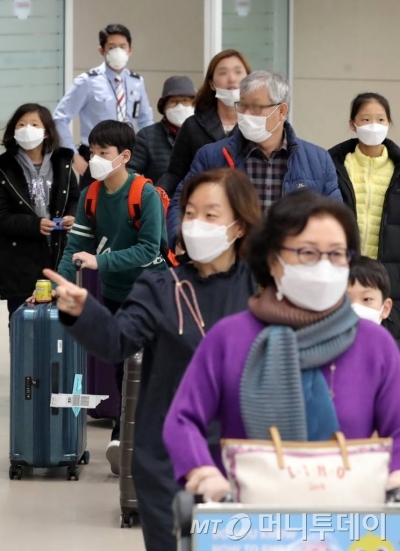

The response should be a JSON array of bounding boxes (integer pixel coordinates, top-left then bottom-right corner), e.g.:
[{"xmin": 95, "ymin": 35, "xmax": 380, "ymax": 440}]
[
  {"xmin": 182, "ymin": 219, "xmax": 237, "ymax": 264},
  {"xmin": 89, "ymin": 153, "xmax": 123, "ymax": 181},
  {"xmin": 275, "ymin": 258, "xmax": 349, "ymax": 312},
  {"xmin": 237, "ymin": 105, "xmax": 281, "ymax": 143},
  {"xmin": 354, "ymin": 123, "xmax": 389, "ymax": 146},
  {"xmin": 165, "ymin": 104, "xmax": 195, "ymax": 127},
  {"xmin": 14, "ymin": 125, "xmax": 45, "ymax": 150},
  {"xmin": 351, "ymin": 302, "xmax": 383, "ymax": 325},
  {"xmin": 214, "ymin": 87, "xmax": 240, "ymax": 107},
  {"xmin": 106, "ymin": 48, "xmax": 129, "ymax": 71}
]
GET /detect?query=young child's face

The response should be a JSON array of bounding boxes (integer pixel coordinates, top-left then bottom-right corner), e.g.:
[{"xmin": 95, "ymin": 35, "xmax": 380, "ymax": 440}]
[
  {"xmin": 347, "ymin": 280, "xmax": 392, "ymax": 323},
  {"xmin": 90, "ymin": 144, "xmax": 126, "ymax": 164}
]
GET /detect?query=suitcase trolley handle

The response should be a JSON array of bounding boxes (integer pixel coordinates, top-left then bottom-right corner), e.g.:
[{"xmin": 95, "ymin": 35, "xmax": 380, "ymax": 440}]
[
  {"xmin": 74, "ymin": 259, "xmax": 83, "ymax": 287},
  {"xmin": 51, "ymin": 362, "xmax": 59, "ymax": 415},
  {"xmin": 25, "ymin": 377, "xmax": 39, "ymax": 400},
  {"xmin": 173, "ymin": 491, "xmax": 235, "ymax": 550}
]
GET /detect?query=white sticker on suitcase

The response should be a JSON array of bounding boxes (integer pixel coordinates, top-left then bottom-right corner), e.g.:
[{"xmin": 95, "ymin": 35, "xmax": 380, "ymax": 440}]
[
  {"xmin": 57, "ymin": 340, "xmax": 62, "ymax": 353},
  {"xmin": 50, "ymin": 393, "xmax": 109, "ymax": 409}
]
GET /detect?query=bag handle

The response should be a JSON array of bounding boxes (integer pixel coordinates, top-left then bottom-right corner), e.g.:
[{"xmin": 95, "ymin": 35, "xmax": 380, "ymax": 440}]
[
  {"xmin": 269, "ymin": 426, "xmax": 285, "ymax": 469},
  {"xmin": 170, "ymin": 268, "xmax": 205, "ymax": 338},
  {"xmin": 332, "ymin": 431, "xmax": 351, "ymax": 470},
  {"xmin": 269, "ymin": 426, "xmax": 351, "ymax": 470}
]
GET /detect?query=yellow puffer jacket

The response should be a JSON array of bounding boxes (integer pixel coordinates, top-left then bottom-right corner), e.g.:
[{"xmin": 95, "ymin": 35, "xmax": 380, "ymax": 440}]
[{"xmin": 345, "ymin": 145, "xmax": 394, "ymax": 259}]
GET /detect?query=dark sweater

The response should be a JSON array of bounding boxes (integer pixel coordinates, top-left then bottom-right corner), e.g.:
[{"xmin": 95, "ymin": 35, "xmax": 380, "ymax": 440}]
[{"xmin": 128, "ymin": 121, "xmax": 176, "ymax": 184}]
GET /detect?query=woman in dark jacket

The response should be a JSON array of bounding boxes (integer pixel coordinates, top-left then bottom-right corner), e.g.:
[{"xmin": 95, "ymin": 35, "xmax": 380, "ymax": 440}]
[
  {"xmin": 157, "ymin": 49, "xmax": 251, "ymax": 197},
  {"xmin": 128, "ymin": 76, "xmax": 196, "ymax": 183},
  {"xmin": 45, "ymin": 168, "xmax": 261, "ymax": 551},
  {"xmin": 329, "ymin": 93, "xmax": 400, "ymax": 342},
  {"xmin": 0, "ymin": 103, "xmax": 80, "ymax": 319}
]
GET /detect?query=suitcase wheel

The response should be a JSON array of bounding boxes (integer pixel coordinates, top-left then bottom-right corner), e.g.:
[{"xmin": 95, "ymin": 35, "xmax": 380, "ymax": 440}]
[
  {"xmin": 9, "ymin": 466, "xmax": 22, "ymax": 480},
  {"xmin": 67, "ymin": 466, "xmax": 79, "ymax": 481},
  {"xmin": 120, "ymin": 512, "xmax": 139, "ymax": 528},
  {"xmin": 79, "ymin": 451, "xmax": 90, "ymax": 465}
]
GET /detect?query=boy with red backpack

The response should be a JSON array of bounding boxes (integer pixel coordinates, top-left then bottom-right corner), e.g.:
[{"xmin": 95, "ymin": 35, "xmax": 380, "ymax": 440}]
[{"xmin": 56, "ymin": 120, "xmax": 168, "ymax": 474}]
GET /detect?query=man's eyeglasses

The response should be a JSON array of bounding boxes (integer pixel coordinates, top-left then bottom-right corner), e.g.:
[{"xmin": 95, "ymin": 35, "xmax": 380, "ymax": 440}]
[
  {"xmin": 234, "ymin": 102, "xmax": 280, "ymax": 116},
  {"xmin": 280, "ymin": 246, "xmax": 354, "ymax": 266}
]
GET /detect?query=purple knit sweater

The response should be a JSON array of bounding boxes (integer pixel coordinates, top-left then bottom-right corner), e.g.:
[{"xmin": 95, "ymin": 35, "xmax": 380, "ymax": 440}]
[{"xmin": 163, "ymin": 311, "xmax": 400, "ymax": 484}]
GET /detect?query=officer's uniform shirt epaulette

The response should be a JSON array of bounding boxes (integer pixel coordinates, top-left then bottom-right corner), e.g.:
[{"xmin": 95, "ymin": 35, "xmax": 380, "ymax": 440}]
[
  {"xmin": 87, "ymin": 69, "xmax": 101, "ymax": 77},
  {"xmin": 128, "ymin": 71, "xmax": 141, "ymax": 79}
]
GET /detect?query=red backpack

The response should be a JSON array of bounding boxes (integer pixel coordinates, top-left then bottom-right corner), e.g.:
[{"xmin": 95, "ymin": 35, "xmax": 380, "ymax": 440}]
[{"xmin": 84, "ymin": 175, "xmax": 178, "ymax": 267}]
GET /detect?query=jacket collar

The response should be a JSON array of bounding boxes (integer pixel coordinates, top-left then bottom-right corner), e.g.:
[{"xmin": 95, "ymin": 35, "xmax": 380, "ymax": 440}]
[
  {"xmin": 242, "ymin": 130, "xmax": 289, "ymax": 159},
  {"xmin": 224, "ymin": 120, "xmax": 299, "ymax": 162},
  {"xmin": 0, "ymin": 147, "xmax": 72, "ymax": 171},
  {"xmin": 0, "ymin": 151, "xmax": 35, "ymax": 209},
  {"xmin": 353, "ymin": 143, "xmax": 390, "ymax": 169},
  {"xmin": 329, "ymin": 138, "xmax": 400, "ymax": 167},
  {"xmin": 159, "ymin": 120, "xmax": 176, "ymax": 147},
  {"xmin": 194, "ymin": 108, "xmax": 226, "ymax": 142},
  {"xmin": 0, "ymin": 148, "xmax": 73, "ymax": 214}
]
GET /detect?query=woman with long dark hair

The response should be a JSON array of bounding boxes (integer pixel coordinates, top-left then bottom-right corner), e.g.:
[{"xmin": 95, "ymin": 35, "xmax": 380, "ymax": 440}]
[{"xmin": 158, "ymin": 49, "xmax": 251, "ymax": 198}]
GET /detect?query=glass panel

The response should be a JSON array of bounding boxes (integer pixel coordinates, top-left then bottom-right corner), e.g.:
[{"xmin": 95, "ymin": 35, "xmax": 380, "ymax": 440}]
[
  {"xmin": 0, "ymin": 0, "xmax": 64, "ymax": 129},
  {"xmin": 222, "ymin": 0, "xmax": 289, "ymax": 76}
]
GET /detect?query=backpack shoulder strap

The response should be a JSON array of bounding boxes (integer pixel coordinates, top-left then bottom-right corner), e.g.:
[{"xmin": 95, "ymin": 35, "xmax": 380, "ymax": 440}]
[
  {"xmin": 84, "ymin": 180, "xmax": 102, "ymax": 220},
  {"xmin": 128, "ymin": 175, "xmax": 153, "ymax": 229}
]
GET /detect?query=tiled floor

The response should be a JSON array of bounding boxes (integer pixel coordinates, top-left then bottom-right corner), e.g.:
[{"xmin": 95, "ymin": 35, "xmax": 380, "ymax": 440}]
[{"xmin": 0, "ymin": 301, "xmax": 146, "ymax": 550}]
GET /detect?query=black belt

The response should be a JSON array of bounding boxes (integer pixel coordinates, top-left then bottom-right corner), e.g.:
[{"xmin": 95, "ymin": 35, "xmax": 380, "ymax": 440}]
[{"xmin": 78, "ymin": 144, "xmax": 90, "ymax": 161}]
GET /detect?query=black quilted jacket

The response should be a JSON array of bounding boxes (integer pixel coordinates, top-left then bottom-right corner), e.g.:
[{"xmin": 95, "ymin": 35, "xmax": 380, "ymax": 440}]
[
  {"xmin": 128, "ymin": 121, "xmax": 176, "ymax": 184},
  {"xmin": 157, "ymin": 108, "xmax": 227, "ymax": 197}
]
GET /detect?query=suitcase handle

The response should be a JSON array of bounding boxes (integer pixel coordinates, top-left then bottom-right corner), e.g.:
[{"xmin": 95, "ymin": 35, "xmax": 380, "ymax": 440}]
[
  {"xmin": 25, "ymin": 377, "xmax": 39, "ymax": 400},
  {"xmin": 51, "ymin": 362, "xmax": 59, "ymax": 416},
  {"xmin": 74, "ymin": 259, "xmax": 83, "ymax": 287}
]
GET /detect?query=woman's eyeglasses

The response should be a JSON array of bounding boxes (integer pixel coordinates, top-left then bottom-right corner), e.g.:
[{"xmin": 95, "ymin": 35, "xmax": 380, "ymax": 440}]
[{"xmin": 280, "ymin": 246, "xmax": 354, "ymax": 266}]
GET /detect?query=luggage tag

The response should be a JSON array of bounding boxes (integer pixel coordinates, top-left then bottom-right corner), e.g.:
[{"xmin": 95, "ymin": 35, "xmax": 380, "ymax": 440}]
[
  {"xmin": 50, "ymin": 393, "xmax": 109, "ymax": 409},
  {"xmin": 72, "ymin": 374, "xmax": 83, "ymax": 417}
]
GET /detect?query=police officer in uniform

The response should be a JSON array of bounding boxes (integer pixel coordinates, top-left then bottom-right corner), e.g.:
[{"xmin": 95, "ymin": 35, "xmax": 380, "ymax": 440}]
[{"xmin": 53, "ymin": 24, "xmax": 153, "ymax": 188}]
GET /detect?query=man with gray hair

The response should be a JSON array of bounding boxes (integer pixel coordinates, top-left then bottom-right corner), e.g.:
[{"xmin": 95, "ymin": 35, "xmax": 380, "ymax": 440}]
[{"xmin": 166, "ymin": 70, "xmax": 341, "ymax": 249}]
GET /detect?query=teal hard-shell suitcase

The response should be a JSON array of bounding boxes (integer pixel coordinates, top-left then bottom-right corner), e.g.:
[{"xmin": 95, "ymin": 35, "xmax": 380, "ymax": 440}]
[{"xmin": 9, "ymin": 302, "xmax": 89, "ymax": 480}]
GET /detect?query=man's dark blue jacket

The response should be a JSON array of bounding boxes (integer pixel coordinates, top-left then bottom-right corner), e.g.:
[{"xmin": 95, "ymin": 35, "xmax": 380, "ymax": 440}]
[{"xmin": 167, "ymin": 121, "xmax": 342, "ymax": 248}]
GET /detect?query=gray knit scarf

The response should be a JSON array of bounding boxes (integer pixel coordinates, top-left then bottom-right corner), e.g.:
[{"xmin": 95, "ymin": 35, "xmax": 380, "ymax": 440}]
[{"xmin": 240, "ymin": 288, "xmax": 359, "ymax": 442}]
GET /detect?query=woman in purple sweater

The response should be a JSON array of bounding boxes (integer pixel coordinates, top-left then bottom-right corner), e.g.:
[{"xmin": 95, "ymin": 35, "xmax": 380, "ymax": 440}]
[{"xmin": 163, "ymin": 189, "xmax": 400, "ymax": 504}]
